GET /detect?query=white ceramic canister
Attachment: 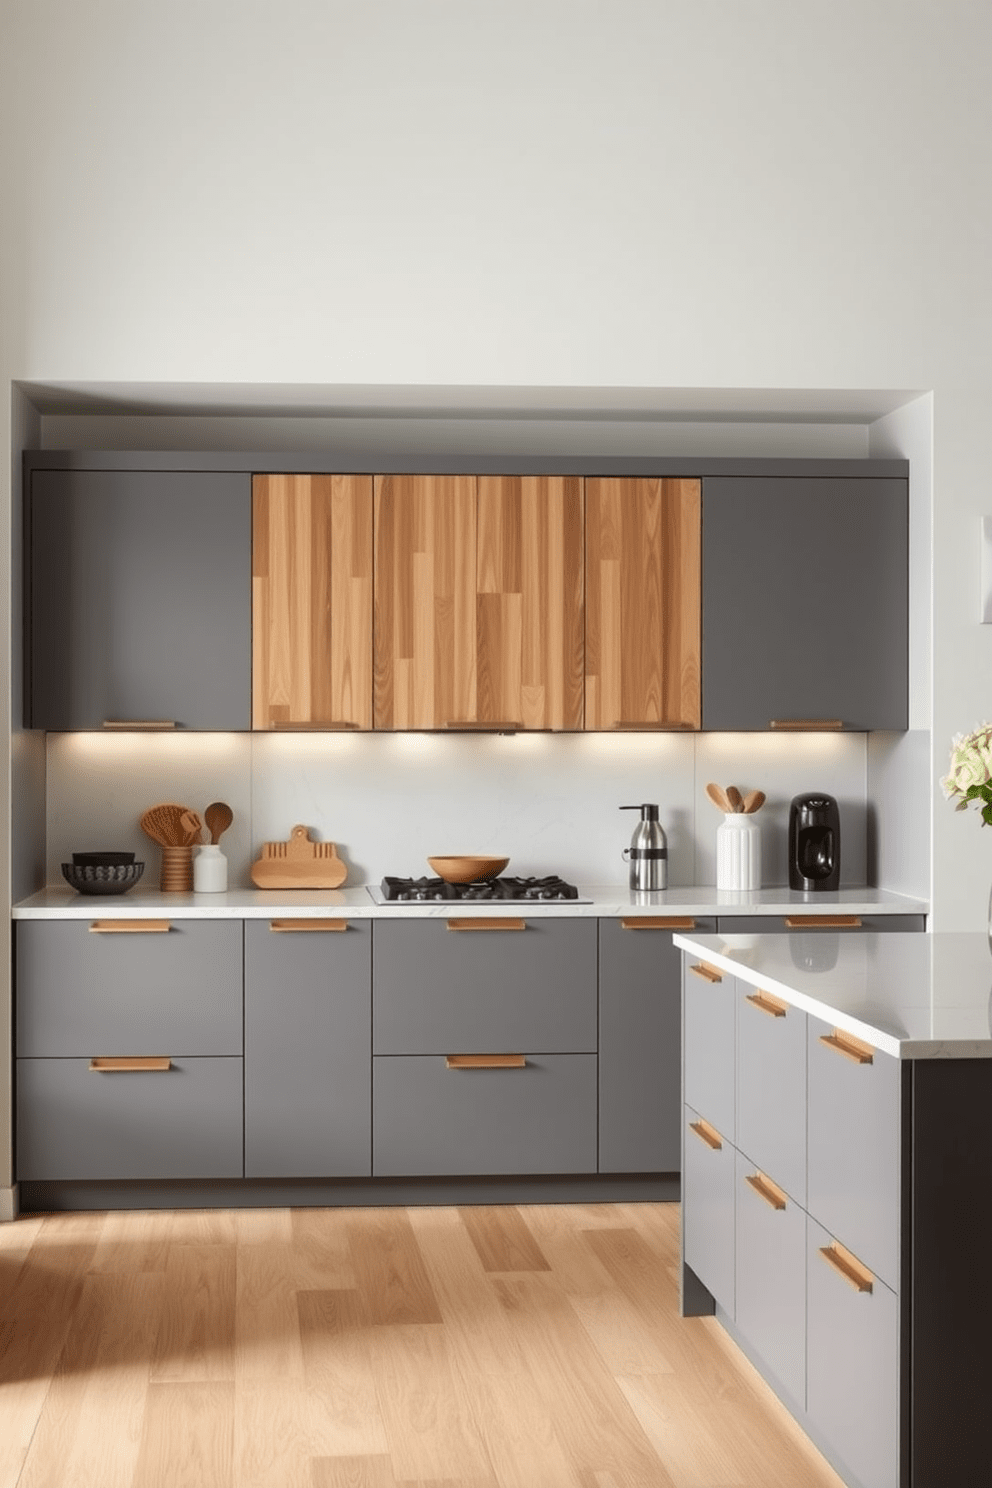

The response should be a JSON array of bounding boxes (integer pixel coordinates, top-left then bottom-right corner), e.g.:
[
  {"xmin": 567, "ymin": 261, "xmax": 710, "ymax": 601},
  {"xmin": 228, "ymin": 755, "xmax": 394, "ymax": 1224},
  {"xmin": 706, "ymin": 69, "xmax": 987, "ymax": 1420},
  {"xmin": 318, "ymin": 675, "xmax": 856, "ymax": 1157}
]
[
  {"xmin": 194, "ymin": 843, "xmax": 228, "ymax": 893},
  {"xmin": 716, "ymin": 813, "xmax": 761, "ymax": 891}
]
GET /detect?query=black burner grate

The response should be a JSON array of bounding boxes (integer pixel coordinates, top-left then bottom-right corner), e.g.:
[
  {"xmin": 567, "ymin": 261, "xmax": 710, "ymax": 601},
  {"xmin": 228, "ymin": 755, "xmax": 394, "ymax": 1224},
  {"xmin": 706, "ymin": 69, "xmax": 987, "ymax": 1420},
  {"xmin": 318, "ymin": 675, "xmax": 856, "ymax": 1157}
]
[{"xmin": 380, "ymin": 874, "xmax": 580, "ymax": 902}]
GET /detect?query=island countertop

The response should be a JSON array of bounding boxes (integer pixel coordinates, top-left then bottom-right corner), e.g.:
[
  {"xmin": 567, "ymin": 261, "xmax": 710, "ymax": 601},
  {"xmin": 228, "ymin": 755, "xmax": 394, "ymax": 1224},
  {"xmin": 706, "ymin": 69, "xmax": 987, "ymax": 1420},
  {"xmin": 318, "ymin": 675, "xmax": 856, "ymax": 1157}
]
[{"xmin": 673, "ymin": 929, "xmax": 992, "ymax": 1060}]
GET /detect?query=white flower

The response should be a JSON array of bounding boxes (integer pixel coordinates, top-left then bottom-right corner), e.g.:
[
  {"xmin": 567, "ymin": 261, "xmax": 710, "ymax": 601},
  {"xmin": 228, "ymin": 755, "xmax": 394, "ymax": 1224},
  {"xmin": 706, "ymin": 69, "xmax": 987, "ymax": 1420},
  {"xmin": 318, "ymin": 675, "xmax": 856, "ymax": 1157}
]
[{"xmin": 943, "ymin": 723, "xmax": 992, "ymax": 816}]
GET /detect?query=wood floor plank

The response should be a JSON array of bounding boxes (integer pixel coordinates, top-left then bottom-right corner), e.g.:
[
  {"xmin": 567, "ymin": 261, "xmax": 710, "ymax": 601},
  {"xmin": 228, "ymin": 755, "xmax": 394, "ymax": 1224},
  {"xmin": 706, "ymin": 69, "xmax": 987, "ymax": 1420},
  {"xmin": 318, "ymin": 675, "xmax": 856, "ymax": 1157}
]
[
  {"xmin": 235, "ymin": 1376, "xmax": 393, "ymax": 1488},
  {"xmin": 89, "ymin": 1208, "xmax": 172, "ymax": 1274},
  {"xmin": 309, "ymin": 1456, "xmax": 399, "ymax": 1488},
  {"xmin": 151, "ymin": 1242, "xmax": 236, "ymax": 1383},
  {"xmin": 291, "ymin": 1207, "xmax": 357, "ymax": 1290},
  {"xmin": 516, "ymin": 1205, "xmax": 620, "ymax": 1298},
  {"xmin": 567, "ymin": 1288, "xmax": 676, "ymax": 1378},
  {"xmin": 347, "ymin": 1209, "xmax": 443, "ymax": 1326},
  {"xmin": 459, "ymin": 1205, "xmax": 551, "ymax": 1273},
  {"xmin": 133, "ymin": 1381, "xmax": 234, "ymax": 1488},
  {"xmin": 297, "ymin": 1288, "xmax": 389, "ymax": 1455},
  {"xmin": 236, "ymin": 1210, "xmax": 305, "ymax": 1382}
]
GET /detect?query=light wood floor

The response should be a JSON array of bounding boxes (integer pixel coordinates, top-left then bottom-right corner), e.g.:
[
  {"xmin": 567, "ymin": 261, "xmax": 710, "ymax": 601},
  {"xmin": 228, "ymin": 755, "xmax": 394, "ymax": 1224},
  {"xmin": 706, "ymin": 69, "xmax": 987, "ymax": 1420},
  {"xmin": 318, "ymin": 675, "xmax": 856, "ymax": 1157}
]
[{"xmin": 0, "ymin": 1201, "xmax": 844, "ymax": 1488}]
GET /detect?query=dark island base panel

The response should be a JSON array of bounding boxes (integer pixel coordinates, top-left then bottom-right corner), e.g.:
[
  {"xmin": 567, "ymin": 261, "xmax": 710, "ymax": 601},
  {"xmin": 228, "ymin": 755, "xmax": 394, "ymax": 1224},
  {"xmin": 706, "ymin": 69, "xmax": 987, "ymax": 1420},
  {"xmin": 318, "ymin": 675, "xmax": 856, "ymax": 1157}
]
[{"xmin": 19, "ymin": 1172, "xmax": 679, "ymax": 1214}]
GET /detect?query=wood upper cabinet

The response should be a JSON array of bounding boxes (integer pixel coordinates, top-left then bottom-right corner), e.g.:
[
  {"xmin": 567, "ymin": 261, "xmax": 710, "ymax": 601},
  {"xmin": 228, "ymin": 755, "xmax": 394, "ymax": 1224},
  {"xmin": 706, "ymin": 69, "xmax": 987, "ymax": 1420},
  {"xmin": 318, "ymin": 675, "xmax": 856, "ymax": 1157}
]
[
  {"xmin": 252, "ymin": 474, "xmax": 373, "ymax": 729},
  {"xmin": 585, "ymin": 477, "xmax": 701, "ymax": 729},
  {"xmin": 374, "ymin": 473, "xmax": 583, "ymax": 730}
]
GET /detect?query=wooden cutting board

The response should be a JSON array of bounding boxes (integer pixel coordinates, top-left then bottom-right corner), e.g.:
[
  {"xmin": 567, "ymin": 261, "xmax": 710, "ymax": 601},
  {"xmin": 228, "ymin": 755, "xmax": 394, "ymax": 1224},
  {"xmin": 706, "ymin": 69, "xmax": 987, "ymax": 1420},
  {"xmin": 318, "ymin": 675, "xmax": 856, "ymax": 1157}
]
[{"xmin": 250, "ymin": 824, "xmax": 347, "ymax": 889}]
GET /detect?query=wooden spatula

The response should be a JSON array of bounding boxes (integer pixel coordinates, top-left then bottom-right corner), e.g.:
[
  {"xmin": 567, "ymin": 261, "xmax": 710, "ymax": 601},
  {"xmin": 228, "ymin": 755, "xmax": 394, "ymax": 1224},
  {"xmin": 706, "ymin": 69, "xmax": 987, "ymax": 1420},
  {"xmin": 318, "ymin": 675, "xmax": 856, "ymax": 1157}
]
[{"xmin": 706, "ymin": 782, "xmax": 732, "ymax": 812}]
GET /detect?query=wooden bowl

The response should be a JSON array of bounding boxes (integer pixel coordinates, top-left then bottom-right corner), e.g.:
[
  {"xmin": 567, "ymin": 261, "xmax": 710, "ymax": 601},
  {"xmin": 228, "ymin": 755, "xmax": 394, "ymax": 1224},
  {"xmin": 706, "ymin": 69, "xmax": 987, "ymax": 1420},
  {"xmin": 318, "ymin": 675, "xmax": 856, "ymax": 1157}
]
[{"xmin": 428, "ymin": 855, "xmax": 509, "ymax": 884}]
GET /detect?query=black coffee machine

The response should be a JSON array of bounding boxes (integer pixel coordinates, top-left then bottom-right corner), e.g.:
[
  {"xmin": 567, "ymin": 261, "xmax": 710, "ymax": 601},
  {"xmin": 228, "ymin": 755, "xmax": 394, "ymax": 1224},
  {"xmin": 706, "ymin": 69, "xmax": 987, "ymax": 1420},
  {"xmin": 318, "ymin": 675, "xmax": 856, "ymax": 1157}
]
[{"xmin": 788, "ymin": 793, "xmax": 840, "ymax": 891}]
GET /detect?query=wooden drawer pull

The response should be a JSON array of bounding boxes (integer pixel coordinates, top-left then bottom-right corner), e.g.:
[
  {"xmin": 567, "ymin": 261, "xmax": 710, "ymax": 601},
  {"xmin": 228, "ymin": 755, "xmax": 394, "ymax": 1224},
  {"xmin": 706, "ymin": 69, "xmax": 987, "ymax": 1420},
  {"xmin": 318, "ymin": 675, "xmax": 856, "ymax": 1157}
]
[
  {"xmin": 269, "ymin": 918, "xmax": 348, "ymax": 932},
  {"xmin": 622, "ymin": 916, "xmax": 696, "ymax": 930},
  {"xmin": 89, "ymin": 920, "xmax": 171, "ymax": 934},
  {"xmin": 770, "ymin": 719, "xmax": 844, "ymax": 731},
  {"xmin": 102, "ymin": 719, "xmax": 177, "ymax": 730},
  {"xmin": 610, "ymin": 720, "xmax": 695, "ymax": 730},
  {"xmin": 444, "ymin": 719, "xmax": 523, "ymax": 731},
  {"xmin": 689, "ymin": 1118, "xmax": 723, "ymax": 1151},
  {"xmin": 819, "ymin": 1242, "xmax": 874, "ymax": 1293},
  {"xmin": 89, "ymin": 1057, "xmax": 172, "ymax": 1072},
  {"xmin": 745, "ymin": 990, "xmax": 789, "ymax": 1018},
  {"xmin": 689, "ymin": 961, "xmax": 722, "ymax": 983},
  {"xmin": 819, "ymin": 1029, "xmax": 874, "ymax": 1065},
  {"xmin": 744, "ymin": 1172, "xmax": 788, "ymax": 1211},
  {"xmin": 270, "ymin": 720, "xmax": 359, "ymax": 730},
  {"xmin": 447, "ymin": 918, "xmax": 527, "ymax": 932},
  {"xmin": 445, "ymin": 1053, "xmax": 526, "ymax": 1069},
  {"xmin": 785, "ymin": 915, "xmax": 862, "ymax": 929}
]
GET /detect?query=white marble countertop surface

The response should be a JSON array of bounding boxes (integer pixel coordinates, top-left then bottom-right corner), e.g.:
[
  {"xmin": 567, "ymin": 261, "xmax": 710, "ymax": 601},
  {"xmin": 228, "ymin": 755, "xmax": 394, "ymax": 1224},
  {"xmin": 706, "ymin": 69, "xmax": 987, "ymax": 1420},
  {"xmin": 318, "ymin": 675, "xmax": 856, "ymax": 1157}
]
[
  {"xmin": 12, "ymin": 884, "xmax": 928, "ymax": 920},
  {"xmin": 673, "ymin": 929, "xmax": 992, "ymax": 1060}
]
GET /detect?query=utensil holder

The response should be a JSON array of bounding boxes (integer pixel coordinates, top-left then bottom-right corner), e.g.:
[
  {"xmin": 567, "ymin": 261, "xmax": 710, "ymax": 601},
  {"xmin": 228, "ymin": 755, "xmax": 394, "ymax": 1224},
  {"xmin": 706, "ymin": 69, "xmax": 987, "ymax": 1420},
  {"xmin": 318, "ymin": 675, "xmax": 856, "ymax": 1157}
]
[
  {"xmin": 160, "ymin": 844, "xmax": 193, "ymax": 893},
  {"xmin": 717, "ymin": 813, "xmax": 761, "ymax": 891},
  {"xmin": 193, "ymin": 843, "xmax": 228, "ymax": 893}
]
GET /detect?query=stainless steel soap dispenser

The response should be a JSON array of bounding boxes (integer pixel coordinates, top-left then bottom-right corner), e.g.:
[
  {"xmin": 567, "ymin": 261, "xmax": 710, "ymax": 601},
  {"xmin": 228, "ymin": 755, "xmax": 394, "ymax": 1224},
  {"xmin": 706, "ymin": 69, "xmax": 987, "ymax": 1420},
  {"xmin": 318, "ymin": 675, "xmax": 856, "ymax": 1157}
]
[{"xmin": 620, "ymin": 803, "xmax": 668, "ymax": 891}]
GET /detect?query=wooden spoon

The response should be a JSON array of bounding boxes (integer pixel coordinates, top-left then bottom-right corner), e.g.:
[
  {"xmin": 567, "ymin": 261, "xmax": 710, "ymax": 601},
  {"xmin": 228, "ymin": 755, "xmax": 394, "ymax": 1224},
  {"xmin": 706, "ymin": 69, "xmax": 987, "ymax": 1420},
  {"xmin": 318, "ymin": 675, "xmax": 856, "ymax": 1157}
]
[
  {"xmin": 705, "ymin": 782, "xmax": 732, "ymax": 813},
  {"xmin": 743, "ymin": 789, "xmax": 766, "ymax": 814},
  {"xmin": 726, "ymin": 785, "xmax": 744, "ymax": 813},
  {"xmin": 204, "ymin": 801, "xmax": 233, "ymax": 846}
]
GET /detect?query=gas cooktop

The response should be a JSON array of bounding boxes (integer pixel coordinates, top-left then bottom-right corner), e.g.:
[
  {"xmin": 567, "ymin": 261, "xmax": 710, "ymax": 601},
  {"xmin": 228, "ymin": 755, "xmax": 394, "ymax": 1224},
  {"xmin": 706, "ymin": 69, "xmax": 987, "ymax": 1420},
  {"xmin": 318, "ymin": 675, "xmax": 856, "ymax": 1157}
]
[{"xmin": 368, "ymin": 875, "xmax": 591, "ymax": 904}]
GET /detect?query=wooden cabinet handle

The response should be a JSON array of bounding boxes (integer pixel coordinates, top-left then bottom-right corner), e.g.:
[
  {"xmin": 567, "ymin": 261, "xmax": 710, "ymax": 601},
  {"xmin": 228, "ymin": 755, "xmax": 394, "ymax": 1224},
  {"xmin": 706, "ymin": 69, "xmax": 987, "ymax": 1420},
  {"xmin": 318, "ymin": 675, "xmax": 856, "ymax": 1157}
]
[
  {"xmin": 744, "ymin": 1171, "xmax": 788, "ymax": 1211},
  {"xmin": 102, "ymin": 719, "xmax": 177, "ymax": 730},
  {"xmin": 622, "ymin": 916, "xmax": 696, "ymax": 930},
  {"xmin": 447, "ymin": 918, "xmax": 527, "ymax": 932},
  {"xmin": 89, "ymin": 920, "xmax": 171, "ymax": 933},
  {"xmin": 445, "ymin": 1054, "xmax": 527, "ymax": 1069},
  {"xmin": 819, "ymin": 1242, "xmax": 874, "ymax": 1293},
  {"xmin": 269, "ymin": 720, "xmax": 360, "ymax": 730},
  {"xmin": 689, "ymin": 961, "xmax": 722, "ymax": 983},
  {"xmin": 89, "ymin": 1057, "xmax": 172, "ymax": 1072},
  {"xmin": 819, "ymin": 1029, "xmax": 874, "ymax": 1065},
  {"xmin": 769, "ymin": 719, "xmax": 844, "ymax": 731},
  {"xmin": 784, "ymin": 915, "xmax": 862, "ymax": 929},
  {"xmin": 269, "ymin": 918, "xmax": 348, "ymax": 932},
  {"xmin": 609, "ymin": 720, "xmax": 695, "ymax": 730},
  {"xmin": 689, "ymin": 1118, "xmax": 723, "ymax": 1151},
  {"xmin": 745, "ymin": 990, "xmax": 789, "ymax": 1019},
  {"xmin": 444, "ymin": 719, "xmax": 523, "ymax": 732}
]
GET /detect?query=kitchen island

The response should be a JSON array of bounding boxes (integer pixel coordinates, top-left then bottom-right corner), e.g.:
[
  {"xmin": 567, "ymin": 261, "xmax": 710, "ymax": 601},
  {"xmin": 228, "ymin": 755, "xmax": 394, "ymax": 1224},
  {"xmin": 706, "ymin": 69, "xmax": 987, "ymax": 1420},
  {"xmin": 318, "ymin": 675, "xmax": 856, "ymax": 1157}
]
[{"xmin": 673, "ymin": 928, "xmax": 992, "ymax": 1488}]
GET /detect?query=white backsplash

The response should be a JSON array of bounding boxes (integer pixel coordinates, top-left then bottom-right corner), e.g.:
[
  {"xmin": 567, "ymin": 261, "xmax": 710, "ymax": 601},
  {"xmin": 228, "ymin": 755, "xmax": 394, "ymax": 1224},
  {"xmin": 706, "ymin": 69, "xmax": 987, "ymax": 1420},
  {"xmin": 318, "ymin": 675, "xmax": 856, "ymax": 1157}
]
[{"xmin": 45, "ymin": 730, "xmax": 868, "ymax": 891}]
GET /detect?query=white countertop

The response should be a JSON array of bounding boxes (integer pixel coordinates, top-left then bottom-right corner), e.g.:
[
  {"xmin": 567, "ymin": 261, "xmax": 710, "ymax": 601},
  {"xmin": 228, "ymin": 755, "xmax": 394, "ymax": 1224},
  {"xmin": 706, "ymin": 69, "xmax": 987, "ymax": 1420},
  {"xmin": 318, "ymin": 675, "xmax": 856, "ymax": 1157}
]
[
  {"xmin": 12, "ymin": 884, "xmax": 927, "ymax": 920},
  {"xmin": 673, "ymin": 929, "xmax": 992, "ymax": 1060}
]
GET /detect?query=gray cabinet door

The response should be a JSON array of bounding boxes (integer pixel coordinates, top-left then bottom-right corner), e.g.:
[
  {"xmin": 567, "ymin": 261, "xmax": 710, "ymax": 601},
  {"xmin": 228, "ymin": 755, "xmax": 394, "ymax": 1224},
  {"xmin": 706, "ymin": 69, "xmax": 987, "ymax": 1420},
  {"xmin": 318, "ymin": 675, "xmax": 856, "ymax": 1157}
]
[
  {"xmin": 715, "ymin": 915, "xmax": 926, "ymax": 935},
  {"xmin": 17, "ymin": 1055, "xmax": 243, "ymax": 1180},
  {"xmin": 600, "ymin": 917, "xmax": 715, "ymax": 1173},
  {"xmin": 734, "ymin": 1150, "xmax": 806, "ymax": 1409},
  {"xmin": 702, "ymin": 476, "xmax": 908, "ymax": 731},
  {"xmin": 373, "ymin": 1053, "xmax": 597, "ymax": 1176},
  {"xmin": 683, "ymin": 954, "xmax": 736, "ymax": 1140},
  {"xmin": 29, "ymin": 468, "xmax": 251, "ymax": 730},
  {"xmin": 373, "ymin": 918, "xmax": 597, "ymax": 1054},
  {"xmin": 682, "ymin": 1104, "xmax": 735, "ymax": 1317},
  {"xmin": 807, "ymin": 1014, "xmax": 902, "ymax": 1291},
  {"xmin": 16, "ymin": 920, "xmax": 243, "ymax": 1057},
  {"xmin": 244, "ymin": 920, "xmax": 371, "ymax": 1178},
  {"xmin": 807, "ymin": 1215, "xmax": 899, "ymax": 1488},
  {"xmin": 737, "ymin": 984, "xmax": 806, "ymax": 1204}
]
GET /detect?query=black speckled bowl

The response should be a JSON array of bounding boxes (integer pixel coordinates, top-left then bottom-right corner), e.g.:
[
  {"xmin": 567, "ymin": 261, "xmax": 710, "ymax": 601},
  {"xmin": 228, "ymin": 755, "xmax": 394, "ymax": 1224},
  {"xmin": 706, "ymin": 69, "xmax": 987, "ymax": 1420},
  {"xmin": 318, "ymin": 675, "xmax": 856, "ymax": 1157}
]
[
  {"xmin": 71, "ymin": 850, "xmax": 136, "ymax": 867},
  {"xmin": 61, "ymin": 861, "xmax": 145, "ymax": 896}
]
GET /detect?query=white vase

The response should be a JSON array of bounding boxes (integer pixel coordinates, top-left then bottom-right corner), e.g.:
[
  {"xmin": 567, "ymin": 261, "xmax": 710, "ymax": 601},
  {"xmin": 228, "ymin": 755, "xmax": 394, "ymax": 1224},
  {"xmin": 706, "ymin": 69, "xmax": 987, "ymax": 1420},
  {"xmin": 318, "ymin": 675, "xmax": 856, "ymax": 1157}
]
[
  {"xmin": 194, "ymin": 844, "xmax": 228, "ymax": 893},
  {"xmin": 717, "ymin": 814, "xmax": 761, "ymax": 891}
]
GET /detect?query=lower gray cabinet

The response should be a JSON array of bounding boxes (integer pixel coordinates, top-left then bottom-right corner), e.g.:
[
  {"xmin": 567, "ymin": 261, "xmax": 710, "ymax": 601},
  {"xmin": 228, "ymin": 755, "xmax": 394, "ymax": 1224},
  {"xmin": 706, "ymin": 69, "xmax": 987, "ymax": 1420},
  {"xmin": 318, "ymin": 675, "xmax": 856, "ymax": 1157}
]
[
  {"xmin": 682, "ymin": 1105, "xmax": 735, "ymax": 1317},
  {"xmin": 17, "ymin": 1056, "xmax": 243, "ymax": 1180},
  {"xmin": 807, "ymin": 1216, "xmax": 899, "ymax": 1488},
  {"xmin": 245, "ymin": 919, "xmax": 371, "ymax": 1178},
  {"xmin": 736, "ymin": 983, "xmax": 806, "ymax": 1204},
  {"xmin": 734, "ymin": 1150, "xmax": 806, "ymax": 1408},
  {"xmin": 373, "ymin": 1054, "xmax": 597, "ymax": 1176},
  {"xmin": 683, "ymin": 953, "xmax": 736, "ymax": 1141}
]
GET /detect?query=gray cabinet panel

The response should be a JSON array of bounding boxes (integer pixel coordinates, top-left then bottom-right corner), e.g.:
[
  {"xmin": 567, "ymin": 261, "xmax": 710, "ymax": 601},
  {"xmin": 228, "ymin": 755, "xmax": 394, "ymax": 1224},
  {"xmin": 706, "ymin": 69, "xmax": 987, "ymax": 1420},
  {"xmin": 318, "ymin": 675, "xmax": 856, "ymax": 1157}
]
[
  {"xmin": 244, "ymin": 921, "xmax": 371, "ymax": 1179},
  {"xmin": 373, "ymin": 919, "xmax": 597, "ymax": 1054},
  {"xmin": 683, "ymin": 954, "xmax": 735, "ymax": 1139},
  {"xmin": 702, "ymin": 476, "xmax": 908, "ymax": 731},
  {"xmin": 682, "ymin": 1104, "xmax": 735, "ymax": 1317},
  {"xmin": 807, "ymin": 1014, "xmax": 902, "ymax": 1291},
  {"xmin": 734, "ymin": 1150, "xmax": 806, "ymax": 1408},
  {"xmin": 807, "ymin": 1216, "xmax": 899, "ymax": 1488},
  {"xmin": 715, "ymin": 915, "xmax": 925, "ymax": 934},
  {"xmin": 737, "ymin": 986, "xmax": 806, "ymax": 1204},
  {"xmin": 600, "ymin": 918, "xmax": 715, "ymax": 1173},
  {"xmin": 373, "ymin": 1054, "xmax": 597, "ymax": 1176},
  {"xmin": 17, "ymin": 1056, "xmax": 243, "ymax": 1180},
  {"xmin": 29, "ymin": 469, "xmax": 251, "ymax": 730},
  {"xmin": 16, "ymin": 920, "xmax": 243, "ymax": 1057}
]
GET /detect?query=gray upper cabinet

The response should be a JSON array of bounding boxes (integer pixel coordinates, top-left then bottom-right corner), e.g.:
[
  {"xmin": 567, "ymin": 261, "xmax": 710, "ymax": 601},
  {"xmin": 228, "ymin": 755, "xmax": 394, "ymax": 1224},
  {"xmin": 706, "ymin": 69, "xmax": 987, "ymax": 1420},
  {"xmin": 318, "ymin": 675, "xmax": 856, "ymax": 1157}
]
[
  {"xmin": 28, "ymin": 468, "xmax": 252, "ymax": 730},
  {"xmin": 701, "ymin": 476, "xmax": 908, "ymax": 731}
]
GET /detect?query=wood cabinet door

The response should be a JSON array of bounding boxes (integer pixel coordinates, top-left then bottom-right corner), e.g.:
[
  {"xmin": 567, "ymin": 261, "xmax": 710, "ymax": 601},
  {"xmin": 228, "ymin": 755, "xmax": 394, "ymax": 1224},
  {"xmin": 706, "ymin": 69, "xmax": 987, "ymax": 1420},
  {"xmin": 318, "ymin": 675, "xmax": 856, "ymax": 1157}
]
[
  {"xmin": 585, "ymin": 477, "xmax": 701, "ymax": 729},
  {"xmin": 477, "ymin": 476, "xmax": 584, "ymax": 729},
  {"xmin": 252, "ymin": 474, "xmax": 373, "ymax": 729},
  {"xmin": 374, "ymin": 473, "xmax": 477, "ymax": 729}
]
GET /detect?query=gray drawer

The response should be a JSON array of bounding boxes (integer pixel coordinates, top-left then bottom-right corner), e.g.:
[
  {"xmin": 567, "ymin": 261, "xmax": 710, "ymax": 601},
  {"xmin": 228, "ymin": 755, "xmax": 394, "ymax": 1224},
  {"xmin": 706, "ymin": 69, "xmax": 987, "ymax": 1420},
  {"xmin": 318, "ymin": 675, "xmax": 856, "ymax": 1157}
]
[
  {"xmin": 16, "ymin": 919, "xmax": 243, "ymax": 1057},
  {"xmin": 734, "ymin": 1149, "xmax": 806, "ymax": 1409},
  {"xmin": 372, "ymin": 1053, "xmax": 597, "ymax": 1176},
  {"xmin": 716, "ymin": 914, "xmax": 925, "ymax": 934},
  {"xmin": 807, "ymin": 1013, "xmax": 902, "ymax": 1291},
  {"xmin": 737, "ymin": 982, "xmax": 806, "ymax": 1204},
  {"xmin": 807, "ymin": 1215, "xmax": 899, "ymax": 1488},
  {"xmin": 16, "ymin": 1055, "xmax": 243, "ymax": 1180},
  {"xmin": 683, "ymin": 1104, "xmax": 735, "ymax": 1318},
  {"xmin": 683, "ymin": 953, "xmax": 735, "ymax": 1140},
  {"xmin": 373, "ymin": 918, "xmax": 597, "ymax": 1054}
]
